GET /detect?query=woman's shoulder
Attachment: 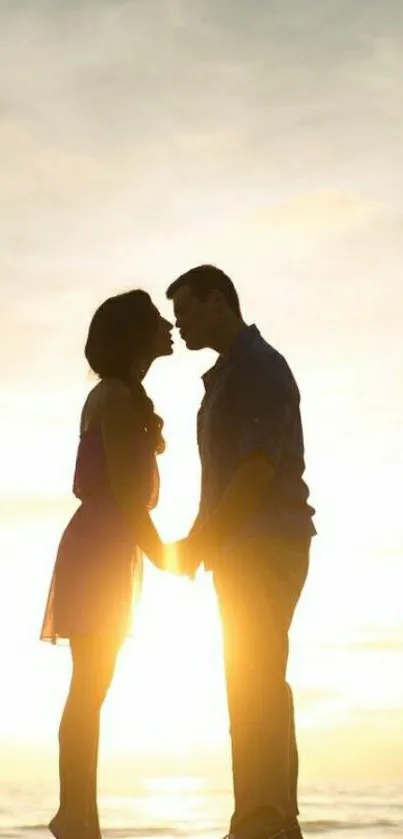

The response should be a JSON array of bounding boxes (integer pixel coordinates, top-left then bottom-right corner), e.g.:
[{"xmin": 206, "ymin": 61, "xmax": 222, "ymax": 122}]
[
  {"xmin": 81, "ymin": 379, "xmax": 134, "ymax": 432},
  {"xmin": 88, "ymin": 378, "xmax": 132, "ymax": 404},
  {"xmin": 98, "ymin": 378, "xmax": 133, "ymax": 400}
]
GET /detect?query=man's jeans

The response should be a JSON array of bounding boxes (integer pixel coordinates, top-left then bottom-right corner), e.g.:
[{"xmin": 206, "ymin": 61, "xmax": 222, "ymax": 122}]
[{"xmin": 213, "ymin": 535, "xmax": 310, "ymax": 839}]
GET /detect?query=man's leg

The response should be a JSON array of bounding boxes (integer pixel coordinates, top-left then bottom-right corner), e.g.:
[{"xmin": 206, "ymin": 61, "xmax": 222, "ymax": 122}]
[{"xmin": 214, "ymin": 537, "xmax": 309, "ymax": 839}]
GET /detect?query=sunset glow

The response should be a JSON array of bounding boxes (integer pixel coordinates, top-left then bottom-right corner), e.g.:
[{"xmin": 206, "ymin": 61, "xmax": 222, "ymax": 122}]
[{"xmin": 0, "ymin": 0, "xmax": 402, "ymax": 790}]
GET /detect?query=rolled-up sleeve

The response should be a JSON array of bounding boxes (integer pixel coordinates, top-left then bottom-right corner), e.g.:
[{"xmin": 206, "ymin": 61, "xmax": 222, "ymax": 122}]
[{"xmin": 235, "ymin": 363, "xmax": 290, "ymax": 467}]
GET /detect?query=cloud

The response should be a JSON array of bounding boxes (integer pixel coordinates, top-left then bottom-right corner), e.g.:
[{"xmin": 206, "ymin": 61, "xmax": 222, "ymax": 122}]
[
  {"xmin": 322, "ymin": 636, "xmax": 403, "ymax": 653},
  {"xmin": 295, "ymin": 687, "xmax": 340, "ymax": 710},
  {"xmin": 243, "ymin": 190, "xmax": 378, "ymax": 245},
  {"xmin": 0, "ymin": 0, "xmax": 402, "ymax": 499},
  {"xmin": 346, "ymin": 625, "xmax": 403, "ymax": 653},
  {"xmin": 0, "ymin": 492, "xmax": 75, "ymax": 523}
]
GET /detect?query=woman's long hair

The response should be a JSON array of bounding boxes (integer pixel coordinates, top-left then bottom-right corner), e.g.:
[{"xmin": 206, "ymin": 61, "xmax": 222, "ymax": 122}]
[{"xmin": 85, "ymin": 290, "xmax": 165, "ymax": 453}]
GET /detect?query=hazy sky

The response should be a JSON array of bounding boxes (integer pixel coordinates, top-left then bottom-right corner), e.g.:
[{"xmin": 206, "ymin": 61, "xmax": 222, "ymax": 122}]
[{"xmin": 0, "ymin": 0, "xmax": 402, "ymax": 780}]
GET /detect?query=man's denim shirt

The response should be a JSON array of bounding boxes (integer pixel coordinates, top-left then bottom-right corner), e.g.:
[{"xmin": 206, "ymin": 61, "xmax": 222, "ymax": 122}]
[{"xmin": 197, "ymin": 325, "xmax": 316, "ymax": 551}]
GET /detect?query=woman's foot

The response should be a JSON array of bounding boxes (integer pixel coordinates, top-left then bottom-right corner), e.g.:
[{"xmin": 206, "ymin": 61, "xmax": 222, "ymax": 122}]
[
  {"xmin": 87, "ymin": 816, "xmax": 102, "ymax": 839},
  {"xmin": 49, "ymin": 812, "xmax": 89, "ymax": 839},
  {"xmin": 48, "ymin": 812, "xmax": 63, "ymax": 839}
]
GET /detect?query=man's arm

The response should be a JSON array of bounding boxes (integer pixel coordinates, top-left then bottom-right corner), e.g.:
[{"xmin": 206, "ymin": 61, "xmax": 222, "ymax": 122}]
[
  {"xmin": 188, "ymin": 366, "xmax": 290, "ymax": 562},
  {"xmin": 196, "ymin": 452, "xmax": 275, "ymax": 551}
]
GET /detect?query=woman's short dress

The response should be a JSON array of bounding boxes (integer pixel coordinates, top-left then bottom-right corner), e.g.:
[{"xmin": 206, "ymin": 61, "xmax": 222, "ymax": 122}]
[{"xmin": 40, "ymin": 400, "xmax": 158, "ymax": 643}]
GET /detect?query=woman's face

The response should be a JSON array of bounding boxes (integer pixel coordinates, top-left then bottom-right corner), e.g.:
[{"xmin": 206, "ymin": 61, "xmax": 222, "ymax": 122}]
[{"xmin": 151, "ymin": 307, "xmax": 174, "ymax": 358}]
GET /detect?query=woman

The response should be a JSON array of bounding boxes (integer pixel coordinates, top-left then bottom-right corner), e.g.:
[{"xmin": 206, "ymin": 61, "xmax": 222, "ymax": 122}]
[{"xmin": 41, "ymin": 290, "xmax": 173, "ymax": 839}]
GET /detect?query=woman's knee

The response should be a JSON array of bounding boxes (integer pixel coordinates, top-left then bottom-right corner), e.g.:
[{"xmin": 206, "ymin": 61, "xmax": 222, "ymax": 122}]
[{"xmin": 70, "ymin": 639, "xmax": 119, "ymax": 706}]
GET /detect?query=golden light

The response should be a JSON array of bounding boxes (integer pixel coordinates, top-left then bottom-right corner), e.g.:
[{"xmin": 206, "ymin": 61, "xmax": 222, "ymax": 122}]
[
  {"xmin": 1, "ymin": 373, "xmax": 401, "ymax": 785},
  {"xmin": 101, "ymin": 561, "xmax": 229, "ymax": 754}
]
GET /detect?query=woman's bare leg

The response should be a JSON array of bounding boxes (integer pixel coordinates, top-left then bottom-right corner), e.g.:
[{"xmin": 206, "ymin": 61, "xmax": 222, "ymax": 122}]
[{"xmin": 50, "ymin": 635, "xmax": 120, "ymax": 839}]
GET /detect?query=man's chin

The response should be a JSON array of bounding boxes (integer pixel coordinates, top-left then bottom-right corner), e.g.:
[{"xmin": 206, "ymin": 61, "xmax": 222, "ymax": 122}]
[{"xmin": 183, "ymin": 336, "xmax": 204, "ymax": 351}]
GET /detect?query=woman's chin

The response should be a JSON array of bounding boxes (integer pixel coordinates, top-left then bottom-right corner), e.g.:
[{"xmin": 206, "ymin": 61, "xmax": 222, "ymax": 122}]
[
  {"xmin": 152, "ymin": 341, "xmax": 174, "ymax": 360},
  {"xmin": 160, "ymin": 344, "xmax": 174, "ymax": 357}
]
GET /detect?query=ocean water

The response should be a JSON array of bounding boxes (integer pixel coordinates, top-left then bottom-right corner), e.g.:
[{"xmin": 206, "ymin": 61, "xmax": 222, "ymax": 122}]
[{"xmin": 1, "ymin": 774, "xmax": 402, "ymax": 839}]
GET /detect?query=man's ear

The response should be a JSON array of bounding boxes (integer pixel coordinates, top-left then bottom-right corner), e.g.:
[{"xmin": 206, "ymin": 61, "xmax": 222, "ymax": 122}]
[{"xmin": 208, "ymin": 289, "xmax": 226, "ymax": 312}]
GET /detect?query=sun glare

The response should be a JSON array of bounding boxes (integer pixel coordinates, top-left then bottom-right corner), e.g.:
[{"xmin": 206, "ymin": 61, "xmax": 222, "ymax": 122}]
[
  {"xmin": 1, "ymin": 375, "xmax": 400, "ymax": 779},
  {"xmin": 100, "ymin": 562, "xmax": 229, "ymax": 753}
]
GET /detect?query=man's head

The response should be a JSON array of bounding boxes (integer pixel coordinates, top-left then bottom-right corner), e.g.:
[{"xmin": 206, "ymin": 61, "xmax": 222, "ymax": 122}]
[{"xmin": 166, "ymin": 264, "xmax": 242, "ymax": 350}]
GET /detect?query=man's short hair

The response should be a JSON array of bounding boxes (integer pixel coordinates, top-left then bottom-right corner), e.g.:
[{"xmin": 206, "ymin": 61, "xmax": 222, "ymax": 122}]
[{"xmin": 166, "ymin": 264, "xmax": 241, "ymax": 317}]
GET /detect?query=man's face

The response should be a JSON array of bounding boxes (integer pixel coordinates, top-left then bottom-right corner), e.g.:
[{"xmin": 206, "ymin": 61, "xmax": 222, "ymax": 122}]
[{"xmin": 172, "ymin": 285, "xmax": 215, "ymax": 350}]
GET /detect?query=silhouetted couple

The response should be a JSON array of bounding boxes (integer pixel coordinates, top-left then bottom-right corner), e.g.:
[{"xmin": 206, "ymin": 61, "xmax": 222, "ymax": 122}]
[{"xmin": 41, "ymin": 265, "xmax": 316, "ymax": 839}]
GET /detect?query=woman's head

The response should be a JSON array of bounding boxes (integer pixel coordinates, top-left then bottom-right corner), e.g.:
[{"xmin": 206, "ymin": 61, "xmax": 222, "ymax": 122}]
[{"xmin": 85, "ymin": 290, "xmax": 173, "ymax": 380}]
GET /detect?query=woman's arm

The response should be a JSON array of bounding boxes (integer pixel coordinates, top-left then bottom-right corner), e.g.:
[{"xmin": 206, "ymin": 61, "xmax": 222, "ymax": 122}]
[{"xmin": 100, "ymin": 380, "xmax": 163, "ymax": 567}]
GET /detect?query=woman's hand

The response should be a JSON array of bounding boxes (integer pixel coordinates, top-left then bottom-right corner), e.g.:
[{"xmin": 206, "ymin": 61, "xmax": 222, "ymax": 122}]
[
  {"xmin": 175, "ymin": 524, "xmax": 218, "ymax": 576},
  {"xmin": 159, "ymin": 539, "xmax": 201, "ymax": 578},
  {"xmin": 158, "ymin": 520, "xmax": 219, "ymax": 577}
]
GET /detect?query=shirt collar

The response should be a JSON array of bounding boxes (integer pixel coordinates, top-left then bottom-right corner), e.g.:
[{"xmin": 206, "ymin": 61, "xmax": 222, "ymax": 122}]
[{"xmin": 202, "ymin": 324, "xmax": 260, "ymax": 390}]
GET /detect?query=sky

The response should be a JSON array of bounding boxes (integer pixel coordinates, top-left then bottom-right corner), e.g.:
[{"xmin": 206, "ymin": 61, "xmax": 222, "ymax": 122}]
[{"xmin": 0, "ymin": 0, "xmax": 402, "ymax": 784}]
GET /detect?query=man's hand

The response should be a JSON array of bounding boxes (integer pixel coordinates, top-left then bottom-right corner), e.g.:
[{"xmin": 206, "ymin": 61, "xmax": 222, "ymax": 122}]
[
  {"xmin": 159, "ymin": 539, "xmax": 201, "ymax": 578},
  {"xmin": 177, "ymin": 522, "xmax": 221, "ymax": 575},
  {"xmin": 173, "ymin": 537, "xmax": 202, "ymax": 579},
  {"xmin": 159, "ymin": 518, "xmax": 220, "ymax": 578}
]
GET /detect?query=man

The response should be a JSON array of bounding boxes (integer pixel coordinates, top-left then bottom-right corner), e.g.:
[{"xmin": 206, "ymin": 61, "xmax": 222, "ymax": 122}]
[{"xmin": 167, "ymin": 265, "xmax": 316, "ymax": 839}]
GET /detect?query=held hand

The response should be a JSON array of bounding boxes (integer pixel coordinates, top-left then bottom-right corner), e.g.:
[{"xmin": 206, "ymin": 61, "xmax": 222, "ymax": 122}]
[
  {"xmin": 176, "ymin": 524, "xmax": 217, "ymax": 576},
  {"xmin": 158, "ymin": 540, "xmax": 199, "ymax": 578},
  {"xmin": 188, "ymin": 524, "xmax": 218, "ymax": 568},
  {"xmin": 174, "ymin": 537, "xmax": 202, "ymax": 579},
  {"xmin": 159, "ymin": 524, "xmax": 217, "ymax": 578}
]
